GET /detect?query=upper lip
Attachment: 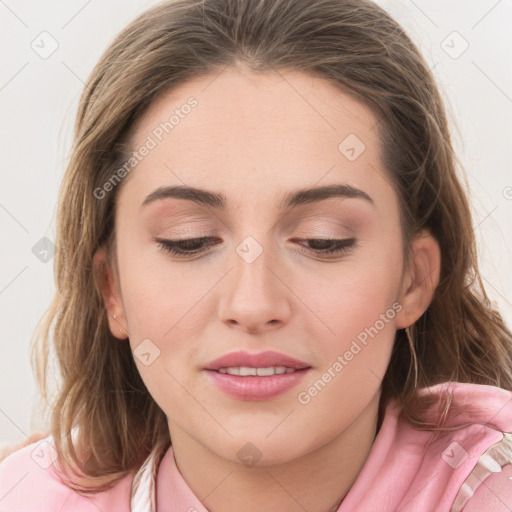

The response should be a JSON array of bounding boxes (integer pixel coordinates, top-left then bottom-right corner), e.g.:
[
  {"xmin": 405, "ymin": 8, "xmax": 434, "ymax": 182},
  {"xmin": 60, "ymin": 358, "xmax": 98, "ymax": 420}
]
[{"xmin": 204, "ymin": 350, "xmax": 311, "ymax": 371}]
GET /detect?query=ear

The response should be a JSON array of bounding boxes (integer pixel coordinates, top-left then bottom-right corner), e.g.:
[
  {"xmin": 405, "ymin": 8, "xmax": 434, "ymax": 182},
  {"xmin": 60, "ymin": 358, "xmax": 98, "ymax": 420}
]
[
  {"xmin": 93, "ymin": 246, "xmax": 129, "ymax": 340},
  {"xmin": 395, "ymin": 229, "xmax": 441, "ymax": 329}
]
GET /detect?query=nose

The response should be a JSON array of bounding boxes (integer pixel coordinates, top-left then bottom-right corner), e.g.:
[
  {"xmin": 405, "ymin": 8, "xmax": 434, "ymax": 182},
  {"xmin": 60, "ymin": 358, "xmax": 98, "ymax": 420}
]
[{"xmin": 218, "ymin": 236, "xmax": 292, "ymax": 334}]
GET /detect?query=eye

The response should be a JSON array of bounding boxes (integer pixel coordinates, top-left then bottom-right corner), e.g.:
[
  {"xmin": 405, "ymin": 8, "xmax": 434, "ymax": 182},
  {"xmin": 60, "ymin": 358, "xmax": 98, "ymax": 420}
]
[
  {"xmin": 293, "ymin": 237, "xmax": 357, "ymax": 256},
  {"xmin": 155, "ymin": 236, "xmax": 356, "ymax": 258},
  {"xmin": 156, "ymin": 236, "xmax": 218, "ymax": 256}
]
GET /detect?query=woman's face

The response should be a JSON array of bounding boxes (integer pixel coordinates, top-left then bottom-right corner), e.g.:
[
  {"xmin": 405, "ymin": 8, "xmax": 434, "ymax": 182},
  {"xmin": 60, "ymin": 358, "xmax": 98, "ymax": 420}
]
[{"xmin": 100, "ymin": 68, "xmax": 433, "ymax": 465}]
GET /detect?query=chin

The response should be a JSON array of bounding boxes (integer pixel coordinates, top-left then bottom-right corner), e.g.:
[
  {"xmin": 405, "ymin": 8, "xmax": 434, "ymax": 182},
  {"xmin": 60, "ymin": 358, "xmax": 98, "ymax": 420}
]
[{"xmin": 214, "ymin": 432, "xmax": 314, "ymax": 468}]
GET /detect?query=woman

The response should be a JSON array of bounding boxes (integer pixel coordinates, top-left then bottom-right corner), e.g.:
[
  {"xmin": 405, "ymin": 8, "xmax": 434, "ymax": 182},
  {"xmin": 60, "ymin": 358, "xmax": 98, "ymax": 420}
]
[{"xmin": 1, "ymin": 0, "xmax": 512, "ymax": 510}]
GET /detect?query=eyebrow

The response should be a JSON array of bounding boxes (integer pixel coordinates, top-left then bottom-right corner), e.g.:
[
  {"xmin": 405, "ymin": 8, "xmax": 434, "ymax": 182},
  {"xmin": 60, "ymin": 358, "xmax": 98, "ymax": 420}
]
[{"xmin": 141, "ymin": 183, "xmax": 374, "ymax": 210}]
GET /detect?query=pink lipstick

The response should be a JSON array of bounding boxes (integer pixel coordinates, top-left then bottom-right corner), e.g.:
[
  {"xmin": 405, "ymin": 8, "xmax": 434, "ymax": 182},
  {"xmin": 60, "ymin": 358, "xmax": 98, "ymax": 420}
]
[{"xmin": 204, "ymin": 350, "xmax": 311, "ymax": 400}]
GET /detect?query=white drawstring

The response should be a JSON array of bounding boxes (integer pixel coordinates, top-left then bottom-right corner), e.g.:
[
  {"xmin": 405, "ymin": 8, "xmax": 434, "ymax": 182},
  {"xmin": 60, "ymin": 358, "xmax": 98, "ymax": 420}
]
[{"xmin": 130, "ymin": 447, "xmax": 160, "ymax": 512}]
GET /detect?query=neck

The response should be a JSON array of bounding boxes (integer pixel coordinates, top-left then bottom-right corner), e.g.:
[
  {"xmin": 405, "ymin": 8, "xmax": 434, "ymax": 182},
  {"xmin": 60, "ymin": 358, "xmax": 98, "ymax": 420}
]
[{"xmin": 168, "ymin": 392, "xmax": 382, "ymax": 512}]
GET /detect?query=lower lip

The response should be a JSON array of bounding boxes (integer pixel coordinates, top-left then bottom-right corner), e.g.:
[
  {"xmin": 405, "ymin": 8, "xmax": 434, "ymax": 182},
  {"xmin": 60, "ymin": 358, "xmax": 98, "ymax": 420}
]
[{"xmin": 205, "ymin": 368, "xmax": 311, "ymax": 400}]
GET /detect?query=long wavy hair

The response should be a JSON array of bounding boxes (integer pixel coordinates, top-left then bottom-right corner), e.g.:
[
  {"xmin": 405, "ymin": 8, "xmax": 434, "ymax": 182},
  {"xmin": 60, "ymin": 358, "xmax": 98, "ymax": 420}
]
[{"xmin": 5, "ymin": 0, "xmax": 512, "ymax": 495}]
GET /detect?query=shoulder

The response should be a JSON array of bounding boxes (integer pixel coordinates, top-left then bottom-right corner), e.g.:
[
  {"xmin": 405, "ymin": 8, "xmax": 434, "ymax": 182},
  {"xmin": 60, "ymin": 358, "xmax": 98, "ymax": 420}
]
[
  {"xmin": 378, "ymin": 382, "xmax": 512, "ymax": 510},
  {"xmin": 450, "ymin": 430, "xmax": 512, "ymax": 511},
  {"xmin": 0, "ymin": 437, "xmax": 77, "ymax": 511},
  {"xmin": 0, "ymin": 437, "xmax": 133, "ymax": 512},
  {"xmin": 462, "ymin": 463, "xmax": 512, "ymax": 511}
]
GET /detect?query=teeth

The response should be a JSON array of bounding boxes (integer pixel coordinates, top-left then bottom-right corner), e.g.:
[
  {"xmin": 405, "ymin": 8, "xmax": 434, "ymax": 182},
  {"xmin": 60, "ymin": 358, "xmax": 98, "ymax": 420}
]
[
  {"xmin": 217, "ymin": 366, "xmax": 296, "ymax": 376},
  {"xmin": 257, "ymin": 367, "xmax": 279, "ymax": 376},
  {"xmin": 238, "ymin": 367, "xmax": 255, "ymax": 376}
]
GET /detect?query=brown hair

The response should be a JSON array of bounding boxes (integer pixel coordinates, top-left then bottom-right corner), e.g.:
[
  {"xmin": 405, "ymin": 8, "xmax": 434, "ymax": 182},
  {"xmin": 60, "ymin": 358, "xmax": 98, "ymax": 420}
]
[{"xmin": 7, "ymin": 0, "xmax": 512, "ymax": 494}]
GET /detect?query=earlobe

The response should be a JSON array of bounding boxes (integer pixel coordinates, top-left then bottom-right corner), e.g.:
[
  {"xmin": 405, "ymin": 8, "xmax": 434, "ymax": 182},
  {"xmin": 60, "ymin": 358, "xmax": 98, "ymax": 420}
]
[
  {"xmin": 395, "ymin": 230, "xmax": 441, "ymax": 329},
  {"xmin": 93, "ymin": 247, "xmax": 129, "ymax": 340}
]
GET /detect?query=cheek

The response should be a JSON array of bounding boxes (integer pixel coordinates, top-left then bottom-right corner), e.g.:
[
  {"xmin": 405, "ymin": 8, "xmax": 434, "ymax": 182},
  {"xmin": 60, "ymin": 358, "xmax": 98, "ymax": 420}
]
[
  {"xmin": 302, "ymin": 254, "xmax": 402, "ymax": 343},
  {"xmin": 295, "ymin": 263, "xmax": 400, "ymax": 427},
  {"xmin": 117, "ymin": 240, "xmax": 216, "ymax": 399},
  {"xmin": 117, "ymin": 247, "xmax": 205, "ymax": 410},
  {"xmin": 304, "ymin": 276, "xmax": 398, "ymax": 390},
  {"xmin": 117, "ymin": 233, "xmax": 202, "ymax": 337},
  {"xmin": 295, "ymin": 242, "xmax": 402, "ymax": 397}
]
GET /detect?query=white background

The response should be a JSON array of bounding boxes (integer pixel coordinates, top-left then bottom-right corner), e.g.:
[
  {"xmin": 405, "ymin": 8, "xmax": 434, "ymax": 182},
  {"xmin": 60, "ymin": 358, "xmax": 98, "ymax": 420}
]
[{"xmin": 1, "ymin": 0, "xmax": 511, "ymax": 446}]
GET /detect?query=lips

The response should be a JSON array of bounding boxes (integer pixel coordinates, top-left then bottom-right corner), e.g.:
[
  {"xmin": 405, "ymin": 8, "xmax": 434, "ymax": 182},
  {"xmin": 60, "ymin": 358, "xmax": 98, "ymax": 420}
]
[
  {"xmin": 204, "ymin": 350, "xmax": 311, "ymax": 371},
  {"xmin": 203, "ymin": 350, "xmax": 312, "ymax": 400}
]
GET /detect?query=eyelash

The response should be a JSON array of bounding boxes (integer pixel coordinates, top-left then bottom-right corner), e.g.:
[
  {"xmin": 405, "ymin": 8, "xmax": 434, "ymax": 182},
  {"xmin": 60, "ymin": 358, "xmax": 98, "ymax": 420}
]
[{"xmin": 155, "ymin": 236, "xmax": 356, "ymax": 258}]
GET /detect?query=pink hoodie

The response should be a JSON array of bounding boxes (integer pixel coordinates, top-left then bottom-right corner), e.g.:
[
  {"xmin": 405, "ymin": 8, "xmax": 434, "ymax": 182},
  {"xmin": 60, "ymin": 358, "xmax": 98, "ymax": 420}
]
[{"xmin": 1, "ymin": 381, "xmax": 512, "ymax": 511}]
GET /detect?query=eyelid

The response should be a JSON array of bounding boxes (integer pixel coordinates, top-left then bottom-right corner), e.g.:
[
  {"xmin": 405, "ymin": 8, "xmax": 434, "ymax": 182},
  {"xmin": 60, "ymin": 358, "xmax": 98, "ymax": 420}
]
[
  {"xmin": 155, "ymin": 235, "xmax": 357, "ymax": 259},
  {"xmin": 150, "ymin": 209, "xmax": 364, "ymax": 248},
  {"xmin": 279, "ymin": 212, "xmax": 360, "ymax": 234}
]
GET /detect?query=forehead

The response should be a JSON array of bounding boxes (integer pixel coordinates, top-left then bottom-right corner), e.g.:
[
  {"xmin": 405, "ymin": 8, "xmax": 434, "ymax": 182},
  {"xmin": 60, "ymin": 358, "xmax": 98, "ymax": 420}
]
[{"xmin": 121, "ymin": 67, "xmax": 394, "ymax": 212}]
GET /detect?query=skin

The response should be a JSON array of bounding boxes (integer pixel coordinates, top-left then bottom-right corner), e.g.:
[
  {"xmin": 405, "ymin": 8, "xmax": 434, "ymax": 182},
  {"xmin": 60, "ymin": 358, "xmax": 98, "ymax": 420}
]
[{"xmin": 95, "ymin": 67, "xmax": 440, "ymax": 512}]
